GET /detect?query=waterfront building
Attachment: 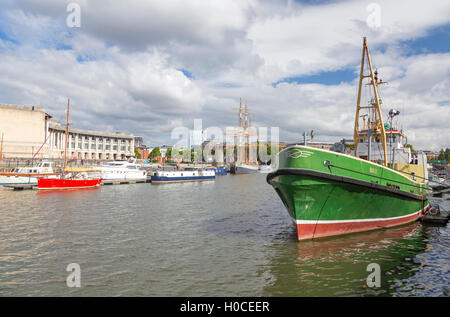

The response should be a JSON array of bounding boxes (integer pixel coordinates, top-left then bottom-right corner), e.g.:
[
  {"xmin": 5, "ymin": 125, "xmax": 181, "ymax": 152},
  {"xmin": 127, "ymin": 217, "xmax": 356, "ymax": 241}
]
[
  {"xmin": 134, "ymin": 136, "xmax": 144, "ymax": 148},
  {"xmin": 136, "ymin": 145, "xmax": 150, "ymax": 160},
  {"xmin": 47, "ymin": 120, "xmax": 134, "ymax": 160},
  {"xmin": 189, "ymin": 129, "xmax": 204, "ymax": 149},
  {"xmin": 0, "ymin": 103, "xmax": 134, "ymax": 161},
  {"xmin": 0, "ymin": 103, "xmax": 51, "ymax": 159}
]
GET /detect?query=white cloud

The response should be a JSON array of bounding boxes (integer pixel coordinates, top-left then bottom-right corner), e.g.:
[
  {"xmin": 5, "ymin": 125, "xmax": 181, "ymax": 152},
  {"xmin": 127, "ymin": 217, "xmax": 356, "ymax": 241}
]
[
  {"xmin": 0, "ymin": 0, "xmax": 449, "ymax": 150},
  {"xmin": 248, "ymin": 0, "xmax": 450, "ymax": 82}
]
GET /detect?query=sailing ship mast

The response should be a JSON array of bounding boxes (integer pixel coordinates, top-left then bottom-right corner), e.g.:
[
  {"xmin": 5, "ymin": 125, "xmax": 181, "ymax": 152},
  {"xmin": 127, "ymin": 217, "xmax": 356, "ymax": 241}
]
[
  {"xmin": 244, "ymin": 101, "xmax": 249, "ymax": 164},
  {"xmin": 0, "ymin": 132, "xmax": 3, "ymax": 167},
  {"xmin": 243, "ymin": 101, "xmax": 255, "ymax": 165},
  {"xmin": 229, "ymin": 98, "xmax": 256, "ymax": 165},
  {"xmin": 353, "ymin": 37, "xmax": 388, "ymax": 166},
  {"xmin": 63, "ymin": 98, "xmax": 70, "ymax": 171},
  {"xmin": 231, "ymin": 98, "xmax": 244, "ymax": 163}
]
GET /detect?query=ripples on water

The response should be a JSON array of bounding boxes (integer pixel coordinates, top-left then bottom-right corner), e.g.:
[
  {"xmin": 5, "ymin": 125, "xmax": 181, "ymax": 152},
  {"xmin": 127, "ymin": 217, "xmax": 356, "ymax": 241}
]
[{"xmin": 0, "ymin": 174, "xmax": 448, "ymax": 296}]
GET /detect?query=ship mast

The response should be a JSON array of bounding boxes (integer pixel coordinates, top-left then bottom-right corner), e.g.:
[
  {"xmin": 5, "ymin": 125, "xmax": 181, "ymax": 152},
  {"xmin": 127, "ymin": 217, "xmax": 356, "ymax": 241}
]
[
  {"xmin": 231, "ymin": 98, "xmax": 244, "ymax": 163},
  {"xmin": 0, "ymin": 132, "xmax": 3, "ymax": 167},
  {"xmin": 230, "ymin": 98, "xmax": 256, "ymax": 165},
  {"xmin": 244, "ymin": 101, "xmax": 248, "ymax": 164},
  {"xmin": 243, "ymin": 100, "xmax": 255, "ymax": 165},
  {"xmin": 353, "ymin": 37, "xmax": 388, "ymax": 166},
  {"xmin": 63, "ymin": 98, "xmax": 70, "ymax": 171}
]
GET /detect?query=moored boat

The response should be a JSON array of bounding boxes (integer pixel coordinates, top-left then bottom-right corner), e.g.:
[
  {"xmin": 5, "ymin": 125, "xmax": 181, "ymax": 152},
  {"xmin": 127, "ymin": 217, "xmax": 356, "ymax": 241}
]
[
  {"xmin": 99, "ymin": 160, "xmax": 147, "ymax": 182},
  {"xmin": 151, "ymin": 169, "xmax": 215, "ymax": 183},
  {"xmin": 0, "ymin": 161, "xmax": 58, "ymax": 185},
  {"xmin": 229, "ymin": 98, "xmax": 260, "ymax": 175},
  {"xmin": 267, "ymin": 145, "xmax": 430, "ymax": 240},
  {"xmin": 259, "ymin": 164, "xmax": 273, "ymax": 173},
  {"xmin": 37, "ymin": 99, "xmax": 103, "ymax": 190},
  {"xmin": 232, "ymin": 163, "xmax": 259, "ymax": 174},
  {"xmin": 267, "ymin": 37, "xmax": 431, "ymax": 241},
  {"xmin": 205, "ymin": 167, "xmax": 227, "ymax": 175},
  {"xmin": 37, "ymin": 176, "xmax": 102, "ymax": 190}
]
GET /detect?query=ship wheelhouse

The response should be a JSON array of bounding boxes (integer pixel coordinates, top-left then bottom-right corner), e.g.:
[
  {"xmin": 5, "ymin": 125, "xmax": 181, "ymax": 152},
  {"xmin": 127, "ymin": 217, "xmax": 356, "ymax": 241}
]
[{"xmin": 356, "ymin": 128, "xmax": 410, "ymax": 164}]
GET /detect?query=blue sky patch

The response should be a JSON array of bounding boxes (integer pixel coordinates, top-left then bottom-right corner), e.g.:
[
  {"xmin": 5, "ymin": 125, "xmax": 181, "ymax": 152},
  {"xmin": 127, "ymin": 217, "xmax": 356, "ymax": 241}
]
[
  {"xmin": 400, "ymin": 24, "xmax": 450, "ymax": 56},
  {"xmin": 213, "ymin": 82, "xmax": 242, "ymax": 88},
  {"xmin": 0, "ymin": 29, "xmax": 18, "ymax": 45},
  {"xmin": 178, "ymin": 68, "xmax": 194, "ymax": 79},
  {"xmin": 272, "ymin": 68, "xmax": 357, "ymax": 87},
  {"xmin": 437, "ymin": 100, "xmax": 449, "ymax": 107}
]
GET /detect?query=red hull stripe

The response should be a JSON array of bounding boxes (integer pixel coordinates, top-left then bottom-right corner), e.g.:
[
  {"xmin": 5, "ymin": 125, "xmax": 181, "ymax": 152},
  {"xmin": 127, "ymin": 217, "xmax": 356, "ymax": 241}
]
[
  {"xmin": 296, "ymin": 204, "xmax": 430, "ymax": 240},
  {"xmin": 38, "ymin": 178, "xmax": 103, "ymax": 190}
]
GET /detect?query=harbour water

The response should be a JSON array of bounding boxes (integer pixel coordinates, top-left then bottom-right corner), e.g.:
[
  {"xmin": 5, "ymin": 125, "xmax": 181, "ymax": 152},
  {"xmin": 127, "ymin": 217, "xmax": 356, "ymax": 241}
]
[{"xmin": 0, "ymin": 173, "xmax": 448, "ymax": 296}]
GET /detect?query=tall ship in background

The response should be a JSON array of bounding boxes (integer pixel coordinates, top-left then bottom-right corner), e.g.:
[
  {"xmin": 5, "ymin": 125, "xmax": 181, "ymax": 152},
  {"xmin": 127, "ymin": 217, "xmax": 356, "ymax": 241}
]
[
  {"xmin": 267, "ymin": 37, "xmax": 430, "ymax": 241},
  {"xmin": 229, "ymin": 98, "xmax": 259, "ymax": 174}
]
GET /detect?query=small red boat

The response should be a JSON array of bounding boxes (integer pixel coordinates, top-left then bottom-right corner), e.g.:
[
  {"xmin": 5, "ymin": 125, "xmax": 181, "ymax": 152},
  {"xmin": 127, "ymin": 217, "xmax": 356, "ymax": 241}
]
[
  {"xmin": 37, "ymin": 177, "xmax": 103, "ymax": 190},
  {"xmin": 36, "ymin": 99, "xmax": 103, "ymax": 191}
]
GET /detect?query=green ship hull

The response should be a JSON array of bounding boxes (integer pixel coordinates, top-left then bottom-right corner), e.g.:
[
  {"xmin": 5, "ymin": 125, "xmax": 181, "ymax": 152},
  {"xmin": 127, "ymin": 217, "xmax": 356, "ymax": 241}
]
[{"xmin": 267, "ymin": 146, "xmax": 430, "ymax": 240}]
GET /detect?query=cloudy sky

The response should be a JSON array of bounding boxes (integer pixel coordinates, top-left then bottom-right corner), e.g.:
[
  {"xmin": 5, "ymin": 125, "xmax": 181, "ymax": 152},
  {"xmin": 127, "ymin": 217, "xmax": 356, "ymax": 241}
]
[{"xmin": 0, "ymin": 0, "xmax": 449, "ymax": 150}]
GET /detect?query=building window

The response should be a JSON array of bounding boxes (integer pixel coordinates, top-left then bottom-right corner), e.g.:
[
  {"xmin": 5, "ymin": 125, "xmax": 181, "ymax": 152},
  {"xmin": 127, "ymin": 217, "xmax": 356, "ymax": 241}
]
[
  {"xmin": 113, "ymin": 145, "xmax": 118, "ymax": 151},
  {"xmin": 106, "ymin": 145, "xmax": 110, "ymax": 150},
  {"xmin": 84, "ymin": 143, "xmax": 89, "ymax": 149},
  {"xmin": 98, "ymin": 144, "xmax": 103, "ymax": 150},
  {"xmin": 120, "ymin": 146, "xmax": 125, "ymax": 151}
]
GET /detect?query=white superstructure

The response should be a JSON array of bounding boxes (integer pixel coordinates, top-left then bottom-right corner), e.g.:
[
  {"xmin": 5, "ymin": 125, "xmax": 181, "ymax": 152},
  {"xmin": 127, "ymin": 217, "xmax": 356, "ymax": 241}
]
[
  {"xmin": 0, "ymin": 161, "xmax": 55, "ymax": 185},
  {"xmin": 99, "ymin": 160, "xmax": 147, "ymax": 181}
]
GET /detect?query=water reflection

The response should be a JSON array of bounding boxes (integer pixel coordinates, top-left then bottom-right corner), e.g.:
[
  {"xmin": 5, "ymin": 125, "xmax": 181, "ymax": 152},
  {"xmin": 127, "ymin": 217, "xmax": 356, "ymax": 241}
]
[
  {"xmin": 36, "ymin": 187, "xmax": 102, "ymax": 195},
  {"xmin": 264, "ymin": 222, "xmax": 428, "ymax": 296}
]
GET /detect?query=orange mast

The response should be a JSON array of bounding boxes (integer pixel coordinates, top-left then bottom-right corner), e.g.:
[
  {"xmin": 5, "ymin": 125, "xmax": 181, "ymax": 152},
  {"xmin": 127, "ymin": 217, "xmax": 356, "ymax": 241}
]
[
  {"xmin": 353, "ymin": 37, "xmax": 388, "ymax": 166},
  {"xmin": 63, "ymin": 98, "xmax": 70, "ymax": 171},
  {"xmin": 0, "ymin": 132, "xmax": 3, "ymax": 167}
]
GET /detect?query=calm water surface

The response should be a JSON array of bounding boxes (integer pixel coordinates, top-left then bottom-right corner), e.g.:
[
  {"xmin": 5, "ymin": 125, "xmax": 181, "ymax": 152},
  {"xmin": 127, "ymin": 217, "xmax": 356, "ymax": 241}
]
[{"xmin": 0, "ymin": 174, "xmax": 448, "ymax": 296}]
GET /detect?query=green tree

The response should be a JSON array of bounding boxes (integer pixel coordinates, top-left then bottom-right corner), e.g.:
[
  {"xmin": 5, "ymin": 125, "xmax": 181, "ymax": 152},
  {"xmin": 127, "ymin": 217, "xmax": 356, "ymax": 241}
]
[
  {"xmin": 404, "ymin": 144, "xmax": 415, "ymax": 153},
  {"xmin": 446, "ymin": 148, "xmax": 450, "ymax": 161},
  {"xmin": 149, "ymin": 147, "xmax": 161, "ymax": 159},
  {"xmin": 438, "ymin": 149, "xmax": 445, "ymax": 161},
  {"xmin": 166, "ymin": 148, "xmax": 172, "ymax": 159},
  {"xmin": 134, "ymin": 148, "xmax": 141, "ymax": 159}
]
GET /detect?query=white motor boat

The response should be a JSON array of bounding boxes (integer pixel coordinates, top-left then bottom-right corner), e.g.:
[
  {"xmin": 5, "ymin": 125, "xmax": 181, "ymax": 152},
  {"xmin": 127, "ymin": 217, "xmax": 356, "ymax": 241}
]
[
  {"xmin": 0, "ymin": 161, "xmax": 56, "ymax": 185},
  {"xmin": 259, "ymin": 165, "xmax": 273, "ymax": 173},
  {"xmin": 99, "ymin": 160, "xmax": 147, "ymax": 181}
]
